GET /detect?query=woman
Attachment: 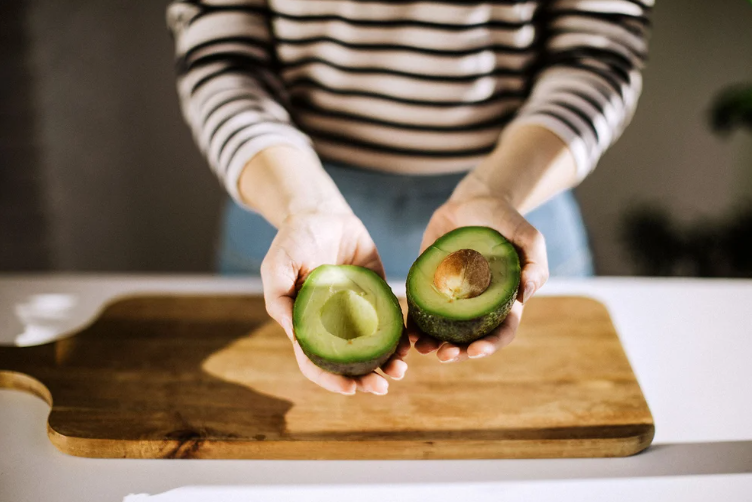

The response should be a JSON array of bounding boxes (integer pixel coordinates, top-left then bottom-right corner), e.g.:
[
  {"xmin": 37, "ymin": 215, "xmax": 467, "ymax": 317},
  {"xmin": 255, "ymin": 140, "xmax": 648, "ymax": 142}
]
[{"xmin": 167, "ymin": 0, "xmax": 651, "ymax": 395}]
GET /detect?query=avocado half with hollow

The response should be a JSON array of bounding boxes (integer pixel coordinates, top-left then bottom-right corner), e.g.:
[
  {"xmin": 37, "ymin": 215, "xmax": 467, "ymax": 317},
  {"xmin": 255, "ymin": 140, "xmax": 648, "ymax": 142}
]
[
  {"xmin": 293, "ymin": 265, "xmax": 403, "ymax": 376},
  {"xmin": 406, "ymin": 226, "xmax": 521, "ymax": 344}
]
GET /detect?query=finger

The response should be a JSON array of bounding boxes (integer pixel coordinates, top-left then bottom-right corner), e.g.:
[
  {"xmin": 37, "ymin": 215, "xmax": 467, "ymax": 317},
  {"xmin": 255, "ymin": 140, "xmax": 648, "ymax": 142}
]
[
  {"xmin": 355, "ymin": 372, "xmax": 389, "ymax": 395},
  {"xmin": 381, "ymin": 358, "xmax": 408, "ymax": 380},
  {"xmin": 415, "ymin": 335, "xmax": 442, "ymax": 354},
  {"xmin": 440, "ymin": 348, "xmax": 470, "ymax": 364},
  {"xmin": 395, "ymin": 332, "xmax": 412, "ymax": 358},
  {"xmin": 419, "ymin": 214, "xmax": 446, "ymax": 254},
  {"xmin": 267, "ymin": 297, "xmax": 295, "ymax": 340},
  {"xmin": 293, "ymin": 341, "xmax": 357, "ymax": 395},
  {"xmin": 367, "ymin": 255, "xmax": 387, "ymax": 280},
  {"xmin": 351, "ymin": 226, "xmax": 387, "ymax": 279},
  {"xmin": 353, "ymin": 250, "xmax": 386, "ymax": 280},
  {"xmin": 381, "ymin": 333, "xmax": 410, "ymax": 379},
  {"xmin": 436, "ymin": 342, "xmax": 469, "ymax": 363},
  {"xmin": 467, "ymin": 302, "xmax": 524, "ymax": 358},
  {"xmin": 260, "ymin": 248, "xmax": 299, "ymax": 340},
  {"xmin": 507, "ymin": 216, "xmax": 549, "ymax": 304},
  {"xmin": 405, "ymin": 317, "xmax": 421, "ymax": 345}
]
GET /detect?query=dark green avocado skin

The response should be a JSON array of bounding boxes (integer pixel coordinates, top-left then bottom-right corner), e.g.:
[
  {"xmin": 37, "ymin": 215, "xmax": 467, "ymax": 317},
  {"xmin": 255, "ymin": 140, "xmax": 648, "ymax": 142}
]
[
  {"xmin": 299, "ymin": 341, "xmax": 398, "ymax": 377},
  {"xmin": 406, "ymin": 292, "xmax": 517, "ymax": 344}
]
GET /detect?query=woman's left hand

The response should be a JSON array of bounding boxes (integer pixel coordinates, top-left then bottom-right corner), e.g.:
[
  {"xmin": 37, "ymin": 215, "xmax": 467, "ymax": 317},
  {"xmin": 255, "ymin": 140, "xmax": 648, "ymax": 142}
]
[{"xmin": 408, "ymin": 193, "xmax": 549, "ymax": 363}]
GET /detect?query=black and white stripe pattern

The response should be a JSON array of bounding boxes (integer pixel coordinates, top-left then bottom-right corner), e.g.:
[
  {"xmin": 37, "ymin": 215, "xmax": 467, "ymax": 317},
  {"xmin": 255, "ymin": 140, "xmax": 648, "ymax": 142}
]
[{"xmin": 167, "ymin": 0, "xmax": 651, "ymax": 201}]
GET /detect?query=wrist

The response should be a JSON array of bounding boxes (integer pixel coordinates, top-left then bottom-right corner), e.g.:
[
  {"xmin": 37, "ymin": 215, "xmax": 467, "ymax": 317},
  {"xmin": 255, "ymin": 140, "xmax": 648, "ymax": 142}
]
[
  {"xmin": 237, "ymin": 145, "xmax": 352, "ymax": 227},
  {"xmin": 281, "ymin": 198, "xmax": 353, "ymax": 224},
  {"xmin": 450, "ymin": 167, "xmax": 515, "ymax": 209},
  {"xmin": 452, "ymin": 124, "xmax": 577, "ymax": 214}
]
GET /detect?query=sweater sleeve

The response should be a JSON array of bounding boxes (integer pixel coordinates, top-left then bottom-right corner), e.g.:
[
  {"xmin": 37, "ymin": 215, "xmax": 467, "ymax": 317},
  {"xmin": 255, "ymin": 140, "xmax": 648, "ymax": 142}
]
[
  {"xmin": 167, "ymin": 0, "xmax": 315, "ymax": 205},
  {"xmin": 507, "ymin": 0, "xmax": 653, "ymax": 180}
]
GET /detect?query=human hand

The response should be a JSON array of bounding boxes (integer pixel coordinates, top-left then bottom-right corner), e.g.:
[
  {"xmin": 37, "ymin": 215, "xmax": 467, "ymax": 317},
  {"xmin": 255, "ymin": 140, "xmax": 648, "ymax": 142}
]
[
  {"xmin": 261, "ymin": 210, "xmax": 410, "ymax": 395},
  {"xmin": 408, "ymin": 194, "xmax": 549, "ymax": 363}
]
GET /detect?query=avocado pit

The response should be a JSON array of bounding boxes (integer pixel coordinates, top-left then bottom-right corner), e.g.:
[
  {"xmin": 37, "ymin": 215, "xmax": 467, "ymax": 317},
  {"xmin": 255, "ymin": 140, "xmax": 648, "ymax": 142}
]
[{"xmin": 433, "ymin": 248, "xmax": 491, "ymax": 300}]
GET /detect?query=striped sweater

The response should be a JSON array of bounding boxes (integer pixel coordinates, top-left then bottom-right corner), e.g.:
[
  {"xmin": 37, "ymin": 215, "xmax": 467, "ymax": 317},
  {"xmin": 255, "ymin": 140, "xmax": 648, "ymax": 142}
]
[{"xmin": 167, "ymin": 0, "xmax": 651, "ymax": 203}]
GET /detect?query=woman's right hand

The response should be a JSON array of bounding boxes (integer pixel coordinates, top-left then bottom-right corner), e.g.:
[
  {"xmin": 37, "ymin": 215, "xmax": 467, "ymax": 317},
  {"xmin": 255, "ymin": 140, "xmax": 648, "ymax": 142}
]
[{"xmin": 260, "ymin": 209, "xmax": 410, "ymax": 396}]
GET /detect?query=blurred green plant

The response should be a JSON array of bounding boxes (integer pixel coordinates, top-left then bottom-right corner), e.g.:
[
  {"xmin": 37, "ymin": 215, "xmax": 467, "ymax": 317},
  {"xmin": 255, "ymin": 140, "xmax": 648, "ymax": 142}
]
[
  {"xmin": 622, "ymin": 205, "xmax": 752, "ymax": 277},
  {"xmin": 621, "ymin": 81, "xmax": 752, "ymax": 277},
  {"xmin": 710, "ymin": 84, "xmax": 752, "ymax": 135}
]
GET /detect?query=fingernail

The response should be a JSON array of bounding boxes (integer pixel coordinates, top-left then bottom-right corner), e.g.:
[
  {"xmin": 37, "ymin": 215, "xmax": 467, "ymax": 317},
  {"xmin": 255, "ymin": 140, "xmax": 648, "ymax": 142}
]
[
  {"xmin": 389, "ymin": 361, "xmax": 407, "ymax": 380},
  {"xmin": 521, "ymin": 281, "xmax": 535, "ymax": 304},
  {"xmin": 468, "ymin": 352, "xmax": 488, "ymax": 359},
  {"xmin": 341, "ymin": 389, "xmax": 356, "ymax": 396},
  {"xmin": 395, "ymin": 360, "xmax": 408, "ymax": 378},
  {"xmin": 372, "ymin": 390, "xmax": 388, "ymax": 396},
  {"xmin": 439, "ymin": 346, "xmax": 460, "ymax": 363}
]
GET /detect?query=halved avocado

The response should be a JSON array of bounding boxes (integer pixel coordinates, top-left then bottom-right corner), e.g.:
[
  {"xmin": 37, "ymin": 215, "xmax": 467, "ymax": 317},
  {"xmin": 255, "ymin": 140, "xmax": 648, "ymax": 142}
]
[
  {"xmin": 293, "ymin": 265, "xmax": 403, "ymax": 376},
  {"xmin": 406, "ymin": 226, "xmax": 520, "ymax": 344}
]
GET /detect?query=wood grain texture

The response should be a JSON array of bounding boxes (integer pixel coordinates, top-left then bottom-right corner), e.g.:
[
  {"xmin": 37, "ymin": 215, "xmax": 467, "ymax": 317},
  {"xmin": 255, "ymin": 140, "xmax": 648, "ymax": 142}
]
[{"xmin": 0, "ymin": 295, "xmax": 654, "ymax": 459}]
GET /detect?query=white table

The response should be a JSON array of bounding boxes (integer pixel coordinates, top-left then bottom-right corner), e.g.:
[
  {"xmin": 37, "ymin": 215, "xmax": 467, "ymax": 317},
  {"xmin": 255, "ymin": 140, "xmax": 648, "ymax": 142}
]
[{"xmin": 1, "ymin": 275, "xmax": 751, "ymax": 502}]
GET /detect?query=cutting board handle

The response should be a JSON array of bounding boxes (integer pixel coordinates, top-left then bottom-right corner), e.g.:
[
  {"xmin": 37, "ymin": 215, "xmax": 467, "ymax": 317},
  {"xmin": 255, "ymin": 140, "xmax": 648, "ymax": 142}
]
[{"xmin": 0, "ymin": 343, "xmax": 54, "ymax": 405}]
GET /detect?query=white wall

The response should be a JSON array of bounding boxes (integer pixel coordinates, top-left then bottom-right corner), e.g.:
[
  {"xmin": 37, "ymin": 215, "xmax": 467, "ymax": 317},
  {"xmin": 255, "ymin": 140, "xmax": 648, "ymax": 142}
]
[{"xmin": 26, "ymin": 0, "xmax": 752, "ymax": 274}]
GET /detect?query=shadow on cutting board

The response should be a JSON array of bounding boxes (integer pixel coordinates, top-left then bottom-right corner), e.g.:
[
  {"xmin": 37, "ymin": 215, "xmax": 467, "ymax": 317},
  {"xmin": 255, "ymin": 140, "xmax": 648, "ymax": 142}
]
[{"xmin": 0, "ymin": 295, "xmax": 295, "ymax": 457}]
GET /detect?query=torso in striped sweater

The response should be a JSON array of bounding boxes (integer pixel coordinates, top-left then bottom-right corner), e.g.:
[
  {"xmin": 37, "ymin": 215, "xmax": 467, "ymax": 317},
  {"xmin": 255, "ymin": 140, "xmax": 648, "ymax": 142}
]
[{"xmin": 168, "ymin": 0, "xmax": 650, "ymax": 189}]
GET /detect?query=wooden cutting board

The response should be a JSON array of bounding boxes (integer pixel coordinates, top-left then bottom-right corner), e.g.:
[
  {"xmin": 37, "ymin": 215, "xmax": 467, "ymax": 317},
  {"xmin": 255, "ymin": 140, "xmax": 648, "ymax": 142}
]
[{"xmin": 0, "ymin": 295, "xmax": 654, "ymax": 459}]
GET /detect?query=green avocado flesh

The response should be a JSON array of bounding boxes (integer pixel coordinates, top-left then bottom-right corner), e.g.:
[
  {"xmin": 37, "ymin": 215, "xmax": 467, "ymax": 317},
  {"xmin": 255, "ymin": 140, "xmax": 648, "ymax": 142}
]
[
  {"xmin": 406, "ymin": 226, "xmax": 521, "ymax": 344},
  {"xmin": 293, "ymin": 265, "xmax": 403, "ymax": 376}
]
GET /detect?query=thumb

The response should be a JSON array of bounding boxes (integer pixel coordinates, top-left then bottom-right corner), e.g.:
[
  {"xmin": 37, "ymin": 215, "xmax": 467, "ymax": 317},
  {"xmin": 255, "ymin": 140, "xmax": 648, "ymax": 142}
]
[
  {"xmin": 502, "ymin": 212, "xmax": 549, "ymax": 304},
  {"xmin": 419, "ymin": 213, "xmax": 448, "ymax": 254},
  {"xmin": 260, "ymin": 249, "xmax": 298, "ymax": 341}
]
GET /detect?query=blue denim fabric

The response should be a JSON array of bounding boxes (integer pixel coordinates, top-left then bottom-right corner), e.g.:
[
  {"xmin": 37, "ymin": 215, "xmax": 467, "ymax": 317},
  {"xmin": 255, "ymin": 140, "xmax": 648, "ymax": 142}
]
[{"xmin": 217, "ymin": 162, "xmax": 594, "ymax": 278}]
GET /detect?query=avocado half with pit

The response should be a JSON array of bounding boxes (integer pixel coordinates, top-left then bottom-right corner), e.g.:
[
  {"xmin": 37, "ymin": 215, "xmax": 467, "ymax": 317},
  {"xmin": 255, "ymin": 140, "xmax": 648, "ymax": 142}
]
[
  {"xmin": 406, "ymin": 226, "xmax": 521, "ymax": 344},
  {"xmin": 293, "ymin": 265, "xmax": 403, "ymax": 376}
]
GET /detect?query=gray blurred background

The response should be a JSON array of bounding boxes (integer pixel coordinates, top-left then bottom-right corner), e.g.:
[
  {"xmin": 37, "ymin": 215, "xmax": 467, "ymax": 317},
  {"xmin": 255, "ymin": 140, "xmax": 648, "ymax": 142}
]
[{"xmin": 2, "ymin": 0, "xmax": 752, "ymax": 275}]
